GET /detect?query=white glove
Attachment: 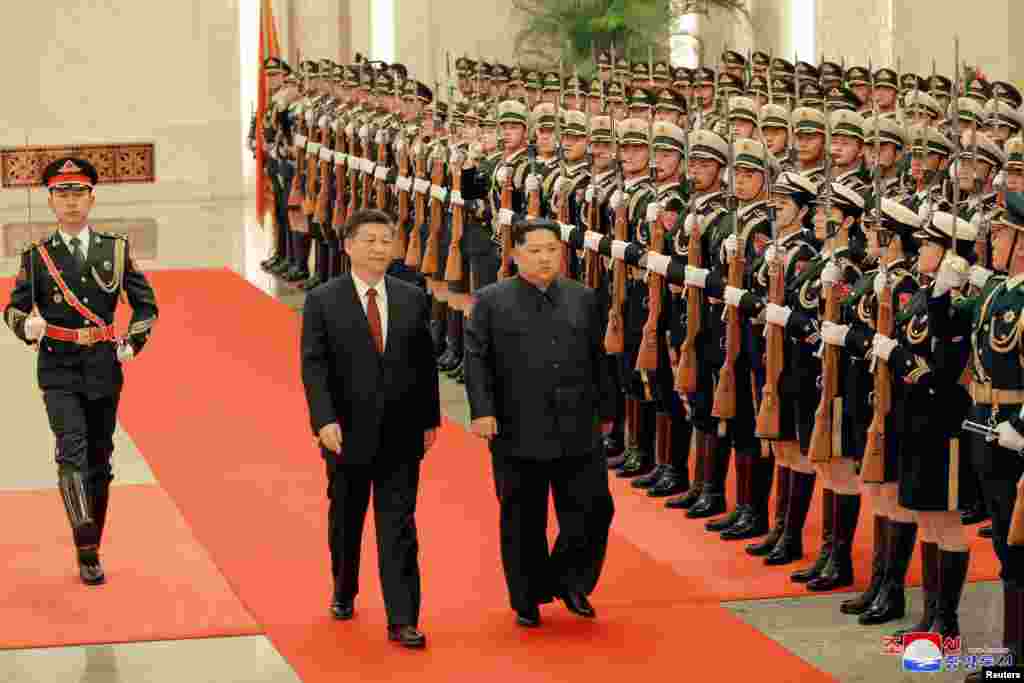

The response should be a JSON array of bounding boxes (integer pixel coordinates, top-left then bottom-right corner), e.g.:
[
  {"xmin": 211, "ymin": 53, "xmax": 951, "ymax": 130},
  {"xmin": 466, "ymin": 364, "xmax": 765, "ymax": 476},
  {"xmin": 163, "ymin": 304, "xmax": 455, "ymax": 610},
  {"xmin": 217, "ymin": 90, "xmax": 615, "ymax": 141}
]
[
  {"xmin": 411, "ymin": 142, "xmax": 422, "ymax": 158},
  {"xmin": 449, "ymin": 190, "xmax": 464, "ymax": 206},
  {"xmin": 871, "ymin": 333, "xmax": 898, "ymax": 362},
  {"xmin": 821, "ymin": 322, "xmax": 850, "ymax": 347},
  {"xmin": 765, "ymin": 303, "xmax": 792, "ymax": 328},
  {"xmin": 724, "ymin": 286, "xmax": 746, "ymax": 308},
  {"xmin": 413, "ymin": 178, "xmax": 431, "ymax": 195},
  {"xmin": 997, "ymin": 422, "xmax": 1024, "ymax": 452},
  {"xmin": 358, "ymin": 124, "xmax": 370, "ymax": 140},
  {"xmin": 449, "ymin": 149, "xmax": 465, "ymax": 168},
  {"xmin": 344, "ymin": 123, "xmax": 355, "ymax": 137},
  {"xmin": 498, "ymin": 208, "xmax": 515, "ymax": 226},
  {"xmin": 495, "ymin": 166, "xmax": 511, "ymax": 186},
  {"xmin": 294, "ymin": 134, "xmax": 307, "ymax": 148},
  {"xmin": 117, "ymin": 341, "xmax": 135, "ymax": 363},
  {"xmin": 430, "ymin": 185, "xmax": 448, "ymax": 202},
  {"xmin": 374, "ymin": 166, "xmax": 388, "ymax": 180},
  {"xmin": 318, "ymin": 115, "xmax": 329, "ymax": 129},
  {"xmin": 934, "ymin": 254, "xmax": 969, "ymax": 296},
  {"xmin": 553, "ymin": 177, "xmax": 568, "ymax": 197},
  {"xmin": 395, "ymin": 176, "xmax": 412, "ymax": 193},
  {"xmin": 24, "ymin": 315, "xmax": 45, "ymax": 341},
  {"xmin": 873, "ymin": 271, "xmax": 889, "ymax": 297},
  {"xmin": 684, "ymin": 213, "xmax": 699, "ymax": 237},
  {"xmin": 764, "ymin": 244, "xmax": 779, "ymax": 264},
  {"xmin": 969, "ymin": 265, "xmax": 994, "ymax": 289},
  {"xmin": 684, "ymin": 266, "xmax": 709, "ymax": 289},
  {"xmin": 375, "ymin": 129, "xmax": 387, "ymax": 145},
  {"xmin": 525, "ymin": 174, "xmax": 541, "ymax": 193},
  {"xmin": 646, "ymin": 201, "xmax": 662, "ymax": 224},
  {"xmin": 609, "ymin": 190, "xmax": 624, "ymax": 210},
  {"xmin": 395, "ymin": 138, "xmax": 407, "ymax": 154},
  {"xmin": 305, "ymin": 110, "xmax": 315, "ymax": 125},
  {"xmin": 722, "ymin": 234, "xmax": 738, "ymax": 260},
  {"xmin": 821, "ymin": 261, "xmax": 841, "ymax": 286},
  {"xmin": 585, "ymin": 185, "xmax": 595, "ymax": 203},
  {"xmin": 362, "ymin": 158, "xmax": 376, "ymax": 174}
]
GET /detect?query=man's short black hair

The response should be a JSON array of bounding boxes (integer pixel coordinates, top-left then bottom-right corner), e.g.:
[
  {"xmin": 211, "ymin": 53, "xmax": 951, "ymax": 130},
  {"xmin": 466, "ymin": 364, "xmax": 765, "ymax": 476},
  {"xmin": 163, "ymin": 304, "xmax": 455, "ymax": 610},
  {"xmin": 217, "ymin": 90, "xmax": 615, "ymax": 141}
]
[
  {"xmin": 344, "ymin": 209, "xmax": 396, "ymax": 240},
  {"xmin": 512, "ymin": 218, "xmax": 562, "ymax": 247}
]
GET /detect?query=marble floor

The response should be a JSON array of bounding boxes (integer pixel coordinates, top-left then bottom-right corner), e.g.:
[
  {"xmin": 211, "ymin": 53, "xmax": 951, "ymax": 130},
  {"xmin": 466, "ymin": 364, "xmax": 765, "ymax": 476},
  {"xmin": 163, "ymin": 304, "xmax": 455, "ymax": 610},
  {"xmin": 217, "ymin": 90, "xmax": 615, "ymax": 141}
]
[{"xmin": 0, "ymin": 198, "xmax": 1006, "ymax": 682}]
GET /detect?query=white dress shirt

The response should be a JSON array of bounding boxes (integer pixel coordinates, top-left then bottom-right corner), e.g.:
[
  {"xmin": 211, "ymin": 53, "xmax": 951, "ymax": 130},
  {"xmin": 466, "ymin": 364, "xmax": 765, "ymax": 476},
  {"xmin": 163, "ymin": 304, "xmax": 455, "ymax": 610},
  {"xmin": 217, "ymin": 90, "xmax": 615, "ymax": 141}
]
[
  {"xmin": 59, "ymin": 225, "xmax": 92, "ymax": 262},
  {"xmin": 351, "ymin": 271, "xmax": 388, "ymax": 349}
]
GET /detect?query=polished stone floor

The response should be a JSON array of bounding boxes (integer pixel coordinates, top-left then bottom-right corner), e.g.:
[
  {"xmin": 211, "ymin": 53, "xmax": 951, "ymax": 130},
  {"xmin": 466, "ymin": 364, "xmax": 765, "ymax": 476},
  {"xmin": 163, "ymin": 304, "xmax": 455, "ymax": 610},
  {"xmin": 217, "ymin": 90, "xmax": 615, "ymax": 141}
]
[{"xmin": 0, "ymin": 198, "xmax": 1004, "ymax": 682}]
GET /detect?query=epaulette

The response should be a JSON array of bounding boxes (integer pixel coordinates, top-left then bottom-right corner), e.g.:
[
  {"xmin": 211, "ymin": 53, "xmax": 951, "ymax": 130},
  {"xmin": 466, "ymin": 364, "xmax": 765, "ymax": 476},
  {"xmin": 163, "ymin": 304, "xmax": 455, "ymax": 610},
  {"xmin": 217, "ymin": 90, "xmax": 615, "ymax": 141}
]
[
  {"xmin": 93, "ymin": 230, "xmax": 126, "ymax": 241},
  {"xmin": 20, "ymin": 239, "xmax": 41, "ymax": 254}
]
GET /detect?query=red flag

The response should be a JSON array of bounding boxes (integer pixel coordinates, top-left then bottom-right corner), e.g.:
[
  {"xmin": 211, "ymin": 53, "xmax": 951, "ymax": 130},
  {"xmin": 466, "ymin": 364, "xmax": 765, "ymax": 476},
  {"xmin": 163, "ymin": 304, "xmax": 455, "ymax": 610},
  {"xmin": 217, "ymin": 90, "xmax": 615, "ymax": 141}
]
[{"xmin": 255, "ymin": 0, "xmax": 282, "ymax": 222}]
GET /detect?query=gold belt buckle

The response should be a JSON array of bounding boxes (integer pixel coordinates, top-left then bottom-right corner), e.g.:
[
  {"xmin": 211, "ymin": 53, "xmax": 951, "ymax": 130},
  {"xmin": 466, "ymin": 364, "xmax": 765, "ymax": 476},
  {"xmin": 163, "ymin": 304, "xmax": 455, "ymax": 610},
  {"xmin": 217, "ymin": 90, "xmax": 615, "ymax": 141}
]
[{"xmin": 76, "ymin": 327, "xmax": 95, "ymax": 346}]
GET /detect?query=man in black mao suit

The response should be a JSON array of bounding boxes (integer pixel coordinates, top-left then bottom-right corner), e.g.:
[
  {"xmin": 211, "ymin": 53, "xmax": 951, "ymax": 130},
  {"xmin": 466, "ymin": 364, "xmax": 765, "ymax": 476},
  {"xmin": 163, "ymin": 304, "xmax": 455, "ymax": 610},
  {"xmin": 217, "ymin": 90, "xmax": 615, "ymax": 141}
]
[
  {"xmin": 300, "ymin": 209, "xmax": 440, "ymax": 648},
  {"xmin": 464, "ymin": 219, "xmax": 616, "ymax": 627}
]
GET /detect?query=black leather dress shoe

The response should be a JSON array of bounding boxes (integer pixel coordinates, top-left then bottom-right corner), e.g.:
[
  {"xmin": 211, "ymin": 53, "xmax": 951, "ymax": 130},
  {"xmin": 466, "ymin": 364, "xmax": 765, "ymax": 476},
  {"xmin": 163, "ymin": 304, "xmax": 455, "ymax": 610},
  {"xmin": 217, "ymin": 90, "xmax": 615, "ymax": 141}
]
[
  {"xmin": 516, "ymin": 606, "xmax": 541, "ymax": 627},
  {"xmin": 960, "ymin": 503, "xmax": 989, "ymax": 526},
  {"xmin": 559, "ymin": 591, "xmax": 596, "ymax": 618},
  {"xmin": 387, "ymin": 625, "xmax": 426, "ymax": 648},
  {"xmin": 330, "ymin": 599, "xmax": 354, "ymax": 620},
  {"xmin": 979, "ymin": 524, "xmax": 993, "ymax": 538},
  {"xmin": 79, "ymin": 561, "xmax": 105, "ymax": 586}
]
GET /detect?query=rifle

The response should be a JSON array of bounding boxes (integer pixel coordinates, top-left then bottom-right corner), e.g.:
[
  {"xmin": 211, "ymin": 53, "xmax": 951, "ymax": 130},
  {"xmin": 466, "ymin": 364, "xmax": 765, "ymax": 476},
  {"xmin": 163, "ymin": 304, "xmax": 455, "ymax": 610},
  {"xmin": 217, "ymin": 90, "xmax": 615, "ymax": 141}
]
[
  {"xmin": 711, "ymin": 93, "xmax": 741, "ymax": 425},
  {"xmin": 952, "ymin": 37, "xmax": 962, "ymax": 247},
  {"xmin": 345, "ymin": 102, "xmax": 362, "ymax": 223},
  {"xmin": 393, "ymin": 120, "xmax": 410, "ymax": 260},
  {"xmin": 497, "ymin": 154, "xmax": 514, "ymax": 279},
  {"xmin": 375, "ymin": 82, "xmax": 395, "ymax": 211},
  {"xmin": 445, "ymin": 53, "xmax": 466, "ymax": 284},
  {"xmin": 359, "ymin": 86, "xmax": 376, "ymax": 211},
  {"xmin": 404, "ymin": 110, "xmax": 427, "ymax": 270},
  {"xmin": 289, "ymin": 93, "xmax": 310, "ymax": 235},
  {"xmin": 555, "ymin": 56, "xmax": 570, "ymax": 276},
  {"xmin": 862, "ymin": 72, "xmax": 892, "ymax": 484},
  {"xmin": 583, "ymin": 53, "xmax": 601, "ymax": 288},
  {"xmin": 637, "ymin": 45, "xmax": 662, "ymax": 372},
  {"xmin": 315, "ymin": 110, "xmax": 333, "ymax": 225},
  {"xmin": 808, "ymin": 93, "xmax": 840, "ymax": 464},
  {"xmin": 303, "ymin": 99, "xmax": 321, "ymax": 219},
  {"xmin": 755, "ymin": 112, "xmax": 783, "ymax": 439},
  {"xmin": 962, "ymin": 419, "xmax": 1024, "ymax": 545},
  {"xmin": 421, "ymin": 77, "xmax": 447, "ymax": 277},
  {"xmin": 526, "ymin": 105, "xmax": 541, "ymax": 219},
  {"xmin": 604, "ymin": 46, "xmax": 626, "ymax": 355},
  {"xmin": 332, "ymin": 110, "xmax": 350, "ymax": 236},
  {"xmin": 674, "ymin": 129, "xmax": 701, "ymax": 394}
]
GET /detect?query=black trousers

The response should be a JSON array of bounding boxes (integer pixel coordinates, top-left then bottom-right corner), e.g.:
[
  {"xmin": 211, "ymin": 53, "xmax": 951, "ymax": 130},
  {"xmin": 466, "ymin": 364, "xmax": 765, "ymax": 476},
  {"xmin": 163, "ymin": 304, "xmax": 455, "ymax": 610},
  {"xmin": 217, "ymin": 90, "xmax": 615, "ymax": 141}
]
[
  {"xmin": 491, "ymin": 449, "xmax": 615, "ymax": 613},
  {"xmin": 325, "ymin": 457, "xmax": 422, "ymax": 627},
  {"xmin": 975, "ymin": 435, "xmax": 1024, "ymax": 584},
  {"xmin": 43, "ymin": 389, "xmax": 119, "ymax": 492}
]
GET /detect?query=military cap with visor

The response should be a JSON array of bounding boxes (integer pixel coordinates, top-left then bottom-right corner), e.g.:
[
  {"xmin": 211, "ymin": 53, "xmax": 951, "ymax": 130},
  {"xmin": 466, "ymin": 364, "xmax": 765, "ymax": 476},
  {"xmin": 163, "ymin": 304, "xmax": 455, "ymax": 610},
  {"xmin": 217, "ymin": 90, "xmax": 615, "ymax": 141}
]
[
  {"xmin": 913, "ymin": 211, "xmax": 978, "ymax": 259},
  {"xmin": 992, "ymin": 81, "xmax": 1023, "ymax": 109},
  {"xmin": 43, "ymin": 157, "xmax": 98, "ymax": 191},
  {"xmin": 688, "ymin": 130, "xmax": 729, "ymax": 166},
  {"xmin": 814, "ymin": 181, "xmax": 866, "ymax": 217}
]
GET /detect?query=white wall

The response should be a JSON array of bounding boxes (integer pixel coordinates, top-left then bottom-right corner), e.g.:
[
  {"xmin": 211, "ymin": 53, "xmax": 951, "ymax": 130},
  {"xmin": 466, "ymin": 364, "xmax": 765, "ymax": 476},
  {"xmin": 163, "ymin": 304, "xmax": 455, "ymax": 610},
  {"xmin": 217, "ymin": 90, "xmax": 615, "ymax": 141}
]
[{"xmin": 0, "ymin": 0, "xmax": 244, "ymax": 214}]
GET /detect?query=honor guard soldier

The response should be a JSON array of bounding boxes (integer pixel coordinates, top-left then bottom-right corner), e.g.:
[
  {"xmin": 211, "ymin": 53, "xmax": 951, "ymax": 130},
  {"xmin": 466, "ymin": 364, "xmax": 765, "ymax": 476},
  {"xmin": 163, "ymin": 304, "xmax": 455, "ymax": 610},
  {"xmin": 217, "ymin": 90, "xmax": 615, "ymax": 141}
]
[
  {"xmin": 873, "ymin": 68, "xmax": 900, "ymax": 116},
  {"xmin": 864, "ymin": 115, "xmax": 909, "ymax": 199},
  {"xmin": 653, "ymin": 89, "xmax": 687, "ymax": 127},
  {"xmin": 904, "ymin": 91, "xmax": 943, "ymax": 127},
  {"xmin": 929, "ymin": 73, "xmax": 953, "ymax": 110},
  {"xmin": 4, "ymin": 158, "xmax": 158, "ymax": 585},
  {"xmin": 722, "ymin": 50, "xmax": 746, "ymax": 80},
  {"xmin": 957, "ymin": 132, "xmax": 1005, "ymax": 222},
  {"xmin": 672, "ymin": 66, "xmax": 693, "ymax": 105},
  {"xmin": 727, "ymin": 96, "xmax": 759, "ymax": 140},
  {"xmin": 747, "ymin": 74, "xmax": 770, "ymax": 108},
  {"xmin": 992, "ymin": 81, "xmax": 1023, "ymax": 109},
  {"xmin": 965, "ymin": 74, "xmax": 991, "ymax": 106},
  {"xmin": 691, "ymin": 67, "xmax": 718, "ymax": 130},
  {"xmin": 760, "ymin": 104, "xmax": 795, "ymax": 175},
  {"xmin": 797, "ymin": 81, "xmax": 824, "ymax": 110},
  {"xmin": 819, "ymin": 61, "xmax": 843, "ymax": 91},
  {"xmin": 846, "ymin": 66, "xmax": 873, "ymax": 114},
  {"xmin": 792, "ymin": 107, "xmax": 828, "ymax": 183},
  {"xmin": 606, "ymin": 80, "xmax": 628, "ymax": 121},
  {"xmin": 905, "ymin": 125, "xmax": 954, "ymax": 215},
  {"xmin": 831, "ymin": 109, "xmax": 871, "ymax": 192},
  {"xmin": 983, "ymin": 100, "xmax": 1024, "ymax": 149},
  {"xmin": 751, "ymin": 51, "xmax": 771, "ymax": 79}
]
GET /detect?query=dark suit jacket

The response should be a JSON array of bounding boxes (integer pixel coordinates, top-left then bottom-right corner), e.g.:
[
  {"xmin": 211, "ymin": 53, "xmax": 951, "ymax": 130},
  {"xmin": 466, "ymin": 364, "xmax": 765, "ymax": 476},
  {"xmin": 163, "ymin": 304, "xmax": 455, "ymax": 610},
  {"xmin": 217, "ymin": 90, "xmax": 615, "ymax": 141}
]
[
  {"xmin": 465, "ymin": 276, "xmax": 616, "ymax": 462},
  {"xmin": 301, "ymin": 274, "xmax": 441, "ymax": 465}
]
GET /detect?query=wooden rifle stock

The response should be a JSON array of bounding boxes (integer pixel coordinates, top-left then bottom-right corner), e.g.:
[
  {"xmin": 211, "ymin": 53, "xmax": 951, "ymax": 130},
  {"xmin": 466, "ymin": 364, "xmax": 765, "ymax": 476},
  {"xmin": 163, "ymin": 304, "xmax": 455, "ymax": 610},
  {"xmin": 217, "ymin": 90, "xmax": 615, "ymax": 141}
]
[
  {"xmin": 527, "ymin": 179, "xmax": 541, "ymax": 218},
  {"xmin": 604, "ymin": 201, "xmax": 627, "ymax": 354},
  {"xmin": 861, "ymin": 270, "xmax": 893, "ymax": 482},
  {"xmin": 755, "ymin": 251, "xmax": 785, "ymax": 438},
  {"xmin": 584, "ymin": 194, "xmax": 601, "ymax": 289},
  {"xmin": 405, "ymin": 149, "xmax": 426, "ymax": 269},
  {"xmin": 315, "ymin": 128, "xmax": 331, "ymax": 225},
  {"xmin": 444, "ymin": 158, "xmax": 465, "ymax": 283},
  {"xmin": 345, "ymin": 134, "xmax": 361, "ymax": 224},
  {"xmin": 808, "ymin": 252, "xmax": 844, "ymax": 463},
  {"xmin": 556, "ymin": 181, "xmax": 571, "ymax": 277},
  {"xmin": 421, "ymin": 153, "xmax": 445, "ymax": 276},
  {"xmin": 393, "ymin": 139, "xmax": 410, "ymax": 260},
  {"xmin": 303, "ymin": 126, "xmax": 320, "ymax": 217},
  {"xmin": 497, "ymin": 172, "xmax": 513, "ymax": 280},
  {"xmin": 375, "ymin": 134, "xmax": 388, "ymax": 210},
  {"xmin": 331, "ymin": 129, "xmax": 348, "ymax": 233},
  {"xmin": 675, "ymin": 218, "xmax": 703, "ymax": 394},
  {"xmin": 360, "ymin": 129, "xmax": 374, "ymax": 210},
  {"xmin": 636, "ymin": 212, "xmax": 665, "ymax": 371},
  {"xmin": 711, "ymin": 239, "xmax": 745, "ymax": 420}
]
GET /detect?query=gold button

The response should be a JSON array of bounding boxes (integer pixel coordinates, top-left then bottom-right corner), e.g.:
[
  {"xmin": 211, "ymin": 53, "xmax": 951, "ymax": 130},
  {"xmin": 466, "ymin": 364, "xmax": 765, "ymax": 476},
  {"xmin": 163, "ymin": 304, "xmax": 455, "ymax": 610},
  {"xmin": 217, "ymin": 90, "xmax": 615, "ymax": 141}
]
[
  {"xmin": 82, "ymin": 277, "xmax": 87, "ymax": 282},
  {"xmin": 83, "ymin": 297, "xmax": 89, "ymax": 303}
]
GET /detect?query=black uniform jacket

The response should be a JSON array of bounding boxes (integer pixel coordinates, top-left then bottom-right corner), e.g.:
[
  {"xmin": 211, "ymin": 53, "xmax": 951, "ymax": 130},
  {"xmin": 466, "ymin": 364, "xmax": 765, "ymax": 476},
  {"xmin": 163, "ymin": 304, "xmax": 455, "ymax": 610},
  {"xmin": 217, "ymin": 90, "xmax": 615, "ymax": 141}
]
[
  {"xmin": 301, "ymin": 274, "xmax": 441, "ymax": 465},
  {"xmin": 465, "ymin": 275, "xmax": 616, "ymax": 462}
]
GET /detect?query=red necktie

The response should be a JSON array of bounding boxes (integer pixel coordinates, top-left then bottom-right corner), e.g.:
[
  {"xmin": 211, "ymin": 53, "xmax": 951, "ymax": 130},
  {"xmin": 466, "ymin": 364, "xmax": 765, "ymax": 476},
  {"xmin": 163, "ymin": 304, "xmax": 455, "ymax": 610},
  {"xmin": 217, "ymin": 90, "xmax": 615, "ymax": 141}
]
[{"xmin": 366, "ymin": 287, "xmax": 384, "ymax": 354}]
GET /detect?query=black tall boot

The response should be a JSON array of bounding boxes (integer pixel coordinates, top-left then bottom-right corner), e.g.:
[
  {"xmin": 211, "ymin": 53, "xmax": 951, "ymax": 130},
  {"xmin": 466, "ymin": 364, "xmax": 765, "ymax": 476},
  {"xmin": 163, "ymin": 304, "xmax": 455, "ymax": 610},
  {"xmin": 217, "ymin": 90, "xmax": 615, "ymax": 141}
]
[
  {"xmin": 968, "ymin": 583, "xmax": 1024, "ymax": 681},
  {"xmin": 91, "ymin": 483, "xmax": 110, "ymax": 549},
  {"xmin": 619, "ymin": 402, "xmax": 656, "ymax": 478},
  {"xmin": 931, "ymin": 550, "xmax": 969, "ymax": 638},
  {"xmin": 857, "ymin": 519, "xmax": 916, "ymax": 620},
  {"xmin": 808, "ymin": 493, "xmax": 861, "ymax": 592},
  {"xmin": 666, "ymin": 430, "xmax": 706, "ymax": 508},
  {"xmin": 440, "ymin": 311, "xmax": 464, "ymax": 374},
  {"xmin": 702, "ymin": 445, "xmax": 740, "ymax": 526},
  {"xmin": 747, "ymin": 464, "xmax": 791, "ymax": 555},
  {"xmin": 767, "ymin": 469, "xmax": 816, "ymax": 566},
  {"xmin": 609, "ymin": 399, "xmax": 635, "ymax": 470},
  {"xmin": 791, "ymin": 488, "xmax": 834, "ymax": 582},
  {"xmin": 722, "ymin": 452, "xmax": 772, "ymax": 540},
  {"xmin": 649, "ymin": 412, "xmax": 691, "ymax": 497},
  {"xmin": 60, "ymin": 469, "xmax": 104, "ymax": 586},
  {"xmin": 894, "ymin": 542, "xmax": 939, "ymax": 637},
  {"xmin": 840, "ymin": 515, "xmax": 889, "ymax": 615},
  {"xmin": 633, "ymin": 413, "xmax": 670, "ymax": 489},
  {"xmin": 686, "ymin": 432, "xmax": 728, "ymax": 518}
]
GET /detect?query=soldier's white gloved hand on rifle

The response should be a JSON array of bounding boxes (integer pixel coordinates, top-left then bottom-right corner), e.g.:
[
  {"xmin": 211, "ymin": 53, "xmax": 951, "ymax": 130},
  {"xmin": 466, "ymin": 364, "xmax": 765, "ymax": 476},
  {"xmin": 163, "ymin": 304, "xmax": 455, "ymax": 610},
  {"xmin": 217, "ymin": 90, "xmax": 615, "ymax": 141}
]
[
  {"xmin": 449, "ymin": 148, "xmax": 465, "ymax": 168},
  {"xmin": 873, "ymin": 271, "xmax": 889, "ymax": 297},
  {"xmin": 525, "ymin": 174, "xmax": 541, "ymax": 193},
  {"xmin": 764, "ymin": 303, "xmax": 792, "ymax": 328},
  {"xmin": 934, "ymin": 254, "xmax": 969, "ymax": 296},
  {"xmin": 969, "ymin": 264, "xmax": 994, "ymax": 289},
  {"xmin": 684, "ymin": 266, "xmax": 709, "ymax": 289},
  {"xmin": 821, "ymin": 321, "xmax": 850, "ymax": 347},
  {"xmin": 495, "ymin": 166, "xmax": 511, "ymax": 187},
  {"xmin": 553, "ymin": 176, "xmax": 568, "ymax": 197},
  {"xmin": 584, "ymin": 185, "xmax": 595, "ymax": 204},
  {"xmin": 821, "ymin": 261, "xmax": 841, "ymax": 287},
  {"xmin": 871, "ymin": 333, "xmax": 898, "ymax": 362},
  {"xmin": 609, "ymin": 189, "xmax": 624, "ymax": 211},
  {"xmin": 764, "ymin": 244, "xmax": 779, "ymax": 264},
  {"xmin": 996, "ymin": 422, "xmax": 1024, "ymax": 453},
  {"xmin": 722, "ymin": 234, "xmax": 738, "ymax": 261},
  {"xmin": 645, "ymin": 201, "xmax": 662, "ymax": 224},
  {"xmin": 24, "ymin": 314, "xmax": 46, "ymax": 342},
  {"xmin": 724, "ymin": 286, "xmax": 746, "ymax": 308},
  {"xmin": 116, "ymin": 340, "xmax": 134, "ymax": 363},
  {"xmin": 498, "ymin": 208, "xmax": 515, "ymax": 226},
  {"xmin": 684, "ymin": 213, "xmax": 699, "ymax": 237}
]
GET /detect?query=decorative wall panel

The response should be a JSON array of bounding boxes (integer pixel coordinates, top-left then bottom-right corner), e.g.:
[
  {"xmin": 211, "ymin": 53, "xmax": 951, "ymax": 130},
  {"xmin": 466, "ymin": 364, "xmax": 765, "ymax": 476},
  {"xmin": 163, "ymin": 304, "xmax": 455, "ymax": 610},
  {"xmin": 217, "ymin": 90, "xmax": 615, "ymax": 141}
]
[{"xmin": 0, "ymin": 143, "xmax": 155, "ymax": 188}]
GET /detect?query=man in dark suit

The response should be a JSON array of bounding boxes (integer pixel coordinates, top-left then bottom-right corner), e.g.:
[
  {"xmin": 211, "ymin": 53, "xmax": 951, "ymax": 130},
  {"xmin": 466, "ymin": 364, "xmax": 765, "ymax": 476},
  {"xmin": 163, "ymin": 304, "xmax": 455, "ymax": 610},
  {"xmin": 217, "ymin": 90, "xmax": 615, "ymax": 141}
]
[
  {"xmin": 464, "ymin": 219, "xmax": 616, "ymax": 627},
  {"xmin": 4, "ymin": 157, "xmax": 158, "ymax": 586},
  {"xmin": 300, "ymin": 208, "xmax": 440, "ymax": 648}
]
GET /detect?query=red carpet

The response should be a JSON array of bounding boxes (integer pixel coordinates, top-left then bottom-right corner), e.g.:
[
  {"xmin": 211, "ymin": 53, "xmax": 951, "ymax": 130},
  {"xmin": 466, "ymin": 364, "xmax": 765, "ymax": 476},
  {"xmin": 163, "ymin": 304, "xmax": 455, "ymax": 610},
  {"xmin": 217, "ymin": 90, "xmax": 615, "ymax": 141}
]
[
  {"xmin": 0, "ymin": 484, "xmax": 259, "ymax": 649},
  {"xmin": 103, "ymin": 269, "xmax": 838, "ymax": 682}
]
